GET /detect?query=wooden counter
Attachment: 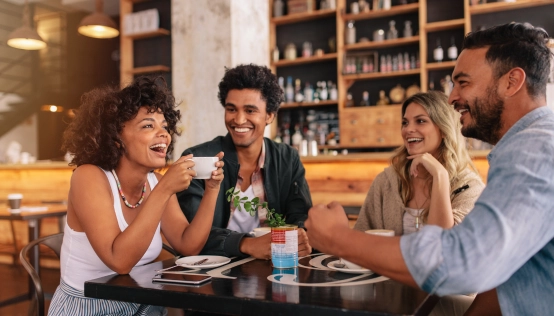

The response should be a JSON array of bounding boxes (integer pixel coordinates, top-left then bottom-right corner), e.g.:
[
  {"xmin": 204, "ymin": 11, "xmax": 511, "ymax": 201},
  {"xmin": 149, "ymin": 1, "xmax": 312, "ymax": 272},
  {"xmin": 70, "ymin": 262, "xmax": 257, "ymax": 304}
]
[
  {"xmin": 302, "ymin": 150, "xmax": 490, "ymax": 207},
  {"xmin": 0, "ymin": 162, "xmax": 73, "ymax": 265}
]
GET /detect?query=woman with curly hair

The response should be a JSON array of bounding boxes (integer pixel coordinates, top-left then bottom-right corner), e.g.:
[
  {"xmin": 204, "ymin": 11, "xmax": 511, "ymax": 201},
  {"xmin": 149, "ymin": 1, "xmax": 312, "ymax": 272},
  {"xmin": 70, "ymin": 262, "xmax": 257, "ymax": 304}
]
[
  {"xmin": 49, "ymin": 76, "xmax": 224, "ymax": 315},
  {"xmin": 354, "ymin": 91, "xmax": 484, "ymax": 234}
]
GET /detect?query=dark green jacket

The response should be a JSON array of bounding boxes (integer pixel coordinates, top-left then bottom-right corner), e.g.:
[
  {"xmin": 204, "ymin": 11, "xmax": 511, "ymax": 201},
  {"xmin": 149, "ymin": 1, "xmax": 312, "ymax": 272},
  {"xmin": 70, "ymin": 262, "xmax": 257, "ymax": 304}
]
[{"xmin": 177, "ymin": 134, "xmax": 312, "ymax": 257}]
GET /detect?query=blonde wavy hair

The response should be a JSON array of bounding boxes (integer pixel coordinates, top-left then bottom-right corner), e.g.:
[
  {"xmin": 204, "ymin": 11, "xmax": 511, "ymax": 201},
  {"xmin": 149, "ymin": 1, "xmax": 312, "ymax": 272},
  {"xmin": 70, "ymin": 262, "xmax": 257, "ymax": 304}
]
[{"xmin": 391, "ymin": 91, "xmax": 479, "ymax": 222}]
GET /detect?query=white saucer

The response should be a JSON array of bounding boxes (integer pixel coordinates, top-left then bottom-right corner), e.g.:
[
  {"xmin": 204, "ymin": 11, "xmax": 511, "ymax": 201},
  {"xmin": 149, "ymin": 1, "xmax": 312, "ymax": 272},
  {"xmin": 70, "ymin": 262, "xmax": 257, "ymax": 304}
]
[
  {"xmin": 327, "ymin": 260, "xmax": 374, "ymax": 275},
  {"xmin": 176, "ymin": 255, "xmax": 231, "ymax": 269}
]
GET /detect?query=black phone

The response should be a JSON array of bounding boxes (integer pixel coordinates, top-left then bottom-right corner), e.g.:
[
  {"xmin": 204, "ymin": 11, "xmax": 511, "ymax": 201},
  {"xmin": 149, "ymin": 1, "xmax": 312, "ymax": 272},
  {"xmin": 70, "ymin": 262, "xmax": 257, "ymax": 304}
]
[{"xmin": 153, "ymin": 272, "xmax": 212, "ymax": 286}]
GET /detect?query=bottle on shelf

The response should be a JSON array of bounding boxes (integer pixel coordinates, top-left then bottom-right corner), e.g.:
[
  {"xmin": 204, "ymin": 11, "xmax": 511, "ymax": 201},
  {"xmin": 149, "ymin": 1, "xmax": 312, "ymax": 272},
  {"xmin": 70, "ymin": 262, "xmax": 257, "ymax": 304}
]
[
  {"xmin": 383, "ymin": 0, "xmax": 392, "ymax": 10},
  {"xmin": 387, "ymin": 20, "xmax": 398, "ymax": 40},
  {"xmin": 429, "ymin": 77, "xmax": 435, "ymax": 91},
  {"xmin": 345, "ymin": 20, "xmax": 356, "ymax": 45},
  {"xmin": 380, "ymin": 56, "xmax": 387, "ymax": 73},
  {"xmin": 346, "ymin": 93, "xmax": 354, "ymax": 107},
  {"xmin": 329, "ymin": 83, "xmax": 338, "ymax": 101},
  {"xmin": 316, "ymin": 124, "xmax": 326, "ymax": 146},
  {"xmin": 350, "ymin": 2, "xmax": 360, "ymax": 14},
  {"xmin": 403, "ymin": 20, "xmax": 413, "ymax": 38},
  {"xmin": 273, "ymin": 0, "xmax": 284, "ymax": 17},
  {"xmin": 360, "ymin": 91, "xmax": 370, "ymax": 106},
  {"xmin": 274, "ymin": 131, "xmax": 282, "ymax": 143},
  {"xmin": 448, "ymin": 37, "xmax": 458, "ymax": 61},
  {"xmin": 433, "ymin": 38, "xmax": 444, "ymax": 62},
  {"xmin": 320, "ymin": 81, "xmax": 328, "ymax": 100},
  {"xmin": 278, "ymin": 77, "xmax": 284, "ymax": 93},
  {"xmin": 292, "ymin": 124, "xmax": 303, "ymax": 149},
  {"xmin": 359, "ymin": 0, "xmax": 370, "ymax": 12},
  {"xmin": 327, "ymin": 0, "xmax": 336, "ymax": 9},
  {"xmin": 272, "ymin": 46, "xmax": 279, "ymax": 63},
  {"xmin": 285, "ymin": 43, "xmax": 297, "ymax": 60},
  {"xmin": 376, "ymin": 90, "xmax": 390, "ymax": 105},
  {"xmin": 398, "ymin": 53, "xmax": 404, "ymax": 71},
  {"xmin": 282, "ymin": 123, "xmax": 291, "ymax": 145},
  {"xmin": 304, "ymin": 82, "xmax": 313, "ymax": 102},
  {"xmin": 404, "ymin": 52, "xmax": 410, "ymax": 70},
  {"xmin": 441, "ymin": 75, "xmax": 453, "ymax": 96},
  {"xmin": 285, "ymin": 77, "xmax": 294, "ymax": 103},
  {"xmin": 302, "ymin": 41, "xmax": 313, "ymax": 58},
  {"xmin": 294, "ymin": 79, "xmax": 304, "ymax": 103}
]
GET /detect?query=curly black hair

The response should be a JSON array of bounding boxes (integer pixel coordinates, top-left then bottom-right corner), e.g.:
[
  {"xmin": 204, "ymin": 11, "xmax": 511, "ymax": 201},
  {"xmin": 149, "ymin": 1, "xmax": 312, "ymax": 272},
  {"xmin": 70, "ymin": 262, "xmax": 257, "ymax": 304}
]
[
  {"xmin": 463, "ymin": 22, "xmax": 552, "ymax": 98},
  {"xmin": 62, "ymin": 76, "xmax": 181, "ymax": 170},
  {"xmin": 217, "ymin": 64, "xmax": 284, "ymax": 114}
]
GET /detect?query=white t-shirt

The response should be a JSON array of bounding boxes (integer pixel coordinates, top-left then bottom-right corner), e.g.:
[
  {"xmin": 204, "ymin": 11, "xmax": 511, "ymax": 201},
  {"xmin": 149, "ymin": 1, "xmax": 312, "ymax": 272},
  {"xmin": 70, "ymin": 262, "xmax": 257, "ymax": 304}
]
[{"xmin": 227, "ymin": 184, "xmax": 260, "ymax": 233}]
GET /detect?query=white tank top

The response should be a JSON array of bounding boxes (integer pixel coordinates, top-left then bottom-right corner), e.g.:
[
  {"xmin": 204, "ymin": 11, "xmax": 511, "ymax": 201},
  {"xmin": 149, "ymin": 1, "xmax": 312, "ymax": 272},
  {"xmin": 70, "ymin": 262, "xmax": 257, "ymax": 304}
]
[{"xmin": 60, "ymin": 170, "xmax": 162, "ymax": 291}]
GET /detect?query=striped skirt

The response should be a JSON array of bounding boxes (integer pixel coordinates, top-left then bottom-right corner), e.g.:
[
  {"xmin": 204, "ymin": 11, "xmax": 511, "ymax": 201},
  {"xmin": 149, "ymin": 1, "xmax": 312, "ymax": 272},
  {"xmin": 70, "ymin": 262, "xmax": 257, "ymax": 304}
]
[{"xmin": 48, "ymin": 279, "xmax": 167, "ymax": 316}]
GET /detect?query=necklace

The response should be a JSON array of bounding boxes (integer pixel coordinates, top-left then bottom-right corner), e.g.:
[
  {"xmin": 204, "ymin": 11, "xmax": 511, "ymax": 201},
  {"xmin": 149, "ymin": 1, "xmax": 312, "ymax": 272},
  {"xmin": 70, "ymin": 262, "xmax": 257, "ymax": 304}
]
[
  {"xmin": 111, "ymin": 170, "xmax": 146, "ymax": 209},
  {"xmin": 413, "ymin": 195, "xmax": 429, "ymax": 231}
]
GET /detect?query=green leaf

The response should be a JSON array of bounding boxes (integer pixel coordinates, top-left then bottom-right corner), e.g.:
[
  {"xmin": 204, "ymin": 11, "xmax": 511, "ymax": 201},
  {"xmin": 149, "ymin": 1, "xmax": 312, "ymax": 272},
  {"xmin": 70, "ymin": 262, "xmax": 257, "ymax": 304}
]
[
  {"xmin": 240, "ymin": 196, "xmax": 248, "ymax": 201},
  {"xmin": 234, "ymin": 189, "xmax": 240, "ymax": 195},
  {"xmin": 226, "ymin": 195, "xmax": 231, "ymax": 202},
  {"xmin": 233, "ymin": 196, "xmax": 240, "ymax": 208},
  {"xmin": 252, "ymin": 197, "xmax": 260, "ymax": 204},
  {"xmin": 262, "ymin": 202, "xmax": 268, "ymax": 208},
  {"xmin": 244, "ymin": 201, "xmax": 251, "ymax": 210},
  {"xmin": 226, "ymin": 187, "xmax": 235, "ymax": 195}
]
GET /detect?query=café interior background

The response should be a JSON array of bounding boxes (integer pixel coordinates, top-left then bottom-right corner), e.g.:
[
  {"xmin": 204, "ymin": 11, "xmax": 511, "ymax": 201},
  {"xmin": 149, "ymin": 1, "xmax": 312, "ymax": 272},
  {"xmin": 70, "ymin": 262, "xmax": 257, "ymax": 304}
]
[{"xmin": 0, "ymin": 0, "xmax": 554, "ymax": 164}]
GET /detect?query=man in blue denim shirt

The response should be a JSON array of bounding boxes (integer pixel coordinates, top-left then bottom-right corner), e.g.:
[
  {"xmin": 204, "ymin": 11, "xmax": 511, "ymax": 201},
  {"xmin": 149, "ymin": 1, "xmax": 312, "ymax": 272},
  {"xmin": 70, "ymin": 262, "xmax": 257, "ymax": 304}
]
[{"xmin": 305, "ymin": 23, "xmax": 554, "ymax": 315}]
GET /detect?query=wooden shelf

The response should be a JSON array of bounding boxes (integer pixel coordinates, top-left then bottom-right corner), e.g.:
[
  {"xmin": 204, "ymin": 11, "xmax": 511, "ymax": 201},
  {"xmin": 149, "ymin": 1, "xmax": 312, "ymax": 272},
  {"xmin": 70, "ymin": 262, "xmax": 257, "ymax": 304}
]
[
  {"xmin": 469, "ymin": 0, "xmax": 554, "ymax": 15},
  {"xmin": 342, "ymin": 3, "xmax": 419, "ymax": 21},
  {"xmin": 426, "ymin": 61, "xmax": 457, "ymax": 70},
  {"xmin": 129, "ymin": 65, "xmax": 170, "ymax": 75},
  {"xmin": 345, "ymin": 36, "xmax": 419, "ymax": 51},
  {"xmin": 272, "ymin": 9, "xmax": 336, "ymax": 26},
  {"xmin": 125, "ymin": 28, "xmax": 170, "ymax": 40},
  {"xmin": 272, "ymin": 53, "xmax": 337, "ymax": 67},
  {"xmin": 425, "ymin": 19, "xmax": 465, "ymax": 32},
  {"xmin": 280, "ymin": 100, "xmax": 338, "ymax": 109},
  {"xmin": 343, "ymin": 69, "xmax": 420, "ymax": 81}
]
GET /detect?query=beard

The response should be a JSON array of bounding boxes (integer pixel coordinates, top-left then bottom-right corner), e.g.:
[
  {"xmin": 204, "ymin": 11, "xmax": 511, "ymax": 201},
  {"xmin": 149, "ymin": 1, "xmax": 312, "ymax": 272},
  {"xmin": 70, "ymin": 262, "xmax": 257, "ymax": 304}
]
[{"xmin": 460, "ymin": 85, "xmax": 504, "ymax": 145}]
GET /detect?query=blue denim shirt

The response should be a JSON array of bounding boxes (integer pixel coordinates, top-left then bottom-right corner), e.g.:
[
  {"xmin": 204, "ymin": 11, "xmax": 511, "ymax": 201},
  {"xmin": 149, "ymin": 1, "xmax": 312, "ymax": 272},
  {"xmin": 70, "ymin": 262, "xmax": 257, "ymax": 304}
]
[{"xmin": 400, "ymin": 106, "xmax": 554, "ymax": 315}]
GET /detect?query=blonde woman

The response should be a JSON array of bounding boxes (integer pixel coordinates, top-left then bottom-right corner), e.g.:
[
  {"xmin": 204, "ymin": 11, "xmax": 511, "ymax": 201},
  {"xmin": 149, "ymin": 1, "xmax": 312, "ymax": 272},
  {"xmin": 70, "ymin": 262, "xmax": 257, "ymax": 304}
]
[{"xmin": 354, "ymin": 91, "xmax": 484, "ymax": 235}]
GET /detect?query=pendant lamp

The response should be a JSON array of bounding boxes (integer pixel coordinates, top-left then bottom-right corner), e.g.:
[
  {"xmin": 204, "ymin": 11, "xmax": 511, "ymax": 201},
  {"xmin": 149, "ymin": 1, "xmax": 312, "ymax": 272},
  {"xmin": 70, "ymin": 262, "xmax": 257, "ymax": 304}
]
[
  {"xmin": 78, "ymin": 0, "xmax": 119, "ymax": 39},
  {"xmin": 7, "ymin": 0, "xmax": 47, "ymax": 50}
]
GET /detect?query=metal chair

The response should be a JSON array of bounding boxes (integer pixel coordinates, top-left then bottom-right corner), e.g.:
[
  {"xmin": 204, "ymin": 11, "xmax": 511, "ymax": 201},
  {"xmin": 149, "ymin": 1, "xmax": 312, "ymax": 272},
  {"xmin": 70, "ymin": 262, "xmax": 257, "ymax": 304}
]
[
  {"xmin": 19, "ymin": 233, "xmax": 63, "ymax": 316},
  {"xmin": 19, "ymin": 232, "xmax": 178, "ymax": 316}
]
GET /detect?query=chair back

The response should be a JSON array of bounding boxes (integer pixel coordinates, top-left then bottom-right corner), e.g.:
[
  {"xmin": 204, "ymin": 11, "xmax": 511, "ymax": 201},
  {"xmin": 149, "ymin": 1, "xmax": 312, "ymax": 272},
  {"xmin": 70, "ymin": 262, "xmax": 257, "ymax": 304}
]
[{"xmin": 19, "ymin": 233, "xmax": 64, "ymax": 316}]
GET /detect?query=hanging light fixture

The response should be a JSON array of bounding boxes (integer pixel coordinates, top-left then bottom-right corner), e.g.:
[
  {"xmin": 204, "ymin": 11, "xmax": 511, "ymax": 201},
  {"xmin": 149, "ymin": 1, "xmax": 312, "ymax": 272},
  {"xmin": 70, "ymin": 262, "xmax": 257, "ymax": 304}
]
[
  {"xmin": 7, "ymin": 0, "xmax": 47, "ymax": 50},
  {"xmin": 78, "ymin": 0, "xmax": 119, "ymax": 39}
]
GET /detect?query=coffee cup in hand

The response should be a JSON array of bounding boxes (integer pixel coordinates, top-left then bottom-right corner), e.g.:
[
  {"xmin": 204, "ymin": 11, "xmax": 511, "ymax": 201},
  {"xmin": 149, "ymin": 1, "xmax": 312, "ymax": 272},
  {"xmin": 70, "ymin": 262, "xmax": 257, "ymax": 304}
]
[
  {"xmin": 191, "ymin": 157, "xmax": 219, "ymax": 179},
  {"xmin": 8, "ymin": 193, "xmax": 23, "ymax": 213}
]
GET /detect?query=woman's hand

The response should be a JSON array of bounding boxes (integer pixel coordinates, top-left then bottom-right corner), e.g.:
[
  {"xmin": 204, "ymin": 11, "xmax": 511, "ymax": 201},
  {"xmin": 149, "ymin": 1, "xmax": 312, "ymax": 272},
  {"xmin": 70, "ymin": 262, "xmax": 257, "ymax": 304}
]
[
  {"xmin": 159, "ymin": 154, "xmax": 196, "ymax": 194},
  {"xmin": 408, "ymin": 153, "xmax": 447, "ymax": 179},
  {"xmin": 205, "ymin": 152, "xmax": 224, "ymax": 191}
]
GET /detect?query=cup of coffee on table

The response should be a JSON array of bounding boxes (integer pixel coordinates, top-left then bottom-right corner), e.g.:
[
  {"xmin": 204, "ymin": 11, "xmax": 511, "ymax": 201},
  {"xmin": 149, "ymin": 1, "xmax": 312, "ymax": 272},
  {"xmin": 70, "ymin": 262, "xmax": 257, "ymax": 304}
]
[
  {"xmin": 191, "ymin": 157, "xmax": 218, "ymax": 179},
  {"xmin": 8, "ymin": 193, "xmax": 23, "ymax": 213}
]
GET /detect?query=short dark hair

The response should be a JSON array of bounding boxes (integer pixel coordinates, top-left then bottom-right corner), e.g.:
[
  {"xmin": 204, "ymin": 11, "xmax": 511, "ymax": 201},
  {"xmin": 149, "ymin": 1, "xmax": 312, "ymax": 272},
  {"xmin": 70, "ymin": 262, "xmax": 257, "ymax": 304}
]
[
  {"xmin": 62, "ymin": 76, "xmax": 181, "ymax": 170},
  {"xmin": 462, "ymin": 22, "xmax": 552, "ymax": 98},
  {"xmin": 217, "ymin": 64, "xmax": 284, "ymax": 114}
]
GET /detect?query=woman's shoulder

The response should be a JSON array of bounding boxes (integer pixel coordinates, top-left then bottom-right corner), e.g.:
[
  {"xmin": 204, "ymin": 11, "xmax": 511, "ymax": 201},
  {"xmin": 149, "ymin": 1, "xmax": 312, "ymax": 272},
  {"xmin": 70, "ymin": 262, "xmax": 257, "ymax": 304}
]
[{"xmin": 71, "ymin": 165, "xmax": 108, "ymax": 183}]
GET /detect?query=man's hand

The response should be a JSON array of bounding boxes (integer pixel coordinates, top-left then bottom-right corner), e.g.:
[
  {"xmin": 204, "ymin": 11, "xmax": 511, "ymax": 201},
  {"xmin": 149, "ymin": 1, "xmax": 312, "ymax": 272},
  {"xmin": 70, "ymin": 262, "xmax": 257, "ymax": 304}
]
[
  {"xmin": 305, "ymin": 201, "xmax": 350, "ymax": 255},
  {"xmin": 239, "ymin": 233, "xmax": 271, "ymax": 260},
  {"xmin": 298, "ymin": 228, "xmax": 312, "ymax": 257}
]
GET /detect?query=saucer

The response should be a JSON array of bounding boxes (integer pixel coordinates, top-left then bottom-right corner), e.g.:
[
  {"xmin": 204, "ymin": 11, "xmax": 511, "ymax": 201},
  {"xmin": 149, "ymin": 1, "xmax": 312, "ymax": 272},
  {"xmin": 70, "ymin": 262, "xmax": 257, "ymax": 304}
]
[
  {"xmin": 176, "ymin": 255, "xmax": 231, "ymax": 269},
  {"xmin": 327, "ymin": 260, "xmax": 374, "ymax": 275}
]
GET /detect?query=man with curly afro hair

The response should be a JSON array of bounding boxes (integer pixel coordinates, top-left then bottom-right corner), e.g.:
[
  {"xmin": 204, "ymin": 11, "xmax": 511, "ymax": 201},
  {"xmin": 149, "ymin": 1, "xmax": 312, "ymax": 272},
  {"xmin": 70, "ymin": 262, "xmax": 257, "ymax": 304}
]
[{"xmin": 177, "ymin": 64, "xmax": 313, "ymax": 259}]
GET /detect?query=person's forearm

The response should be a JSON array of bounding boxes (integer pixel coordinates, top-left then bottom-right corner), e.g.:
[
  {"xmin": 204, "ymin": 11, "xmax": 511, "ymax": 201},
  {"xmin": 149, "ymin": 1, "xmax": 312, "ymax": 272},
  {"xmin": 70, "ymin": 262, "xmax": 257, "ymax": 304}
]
[
  {"xmin": 178, "ymin": 187, "xmax": 219, "ymax": 255},
  {"xmin": 333, "ymin": 229, "xmax": 418, "ymax": 287},
  {"xmin": 426, "ymin": 171, "xmax": 454, "ymax": 228}
]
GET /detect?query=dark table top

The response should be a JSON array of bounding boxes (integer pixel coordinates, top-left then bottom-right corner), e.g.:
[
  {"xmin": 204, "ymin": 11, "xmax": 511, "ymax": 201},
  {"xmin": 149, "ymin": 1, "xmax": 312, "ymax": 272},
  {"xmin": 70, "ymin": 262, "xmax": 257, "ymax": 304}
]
[
  {"xmin": 85, "ymin": 254, "xmax": 437, "ymax": 316},
  {"xmin": 0, "ymin": 204, "xmax": 66, "ymax": 221}
]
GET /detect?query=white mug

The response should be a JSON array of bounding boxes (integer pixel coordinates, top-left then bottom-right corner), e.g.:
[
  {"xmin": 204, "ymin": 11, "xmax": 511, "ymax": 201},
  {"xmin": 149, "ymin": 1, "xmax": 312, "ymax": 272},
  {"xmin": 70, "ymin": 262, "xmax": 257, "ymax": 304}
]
[
  {"xmin": 191, "ymin": 157, "xmax": 218, "ymax": 179},
  {"xmin": 252, "ymin": 227, "xmax": 271, "ymax": 237}
]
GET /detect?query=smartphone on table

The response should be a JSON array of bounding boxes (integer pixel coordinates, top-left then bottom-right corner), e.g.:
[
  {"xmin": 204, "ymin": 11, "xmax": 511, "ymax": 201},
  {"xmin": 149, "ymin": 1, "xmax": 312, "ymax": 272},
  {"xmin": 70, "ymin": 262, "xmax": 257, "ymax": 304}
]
[{"xmin": 152, "ymin": 266, "xmax": 212, "ymax": 286}]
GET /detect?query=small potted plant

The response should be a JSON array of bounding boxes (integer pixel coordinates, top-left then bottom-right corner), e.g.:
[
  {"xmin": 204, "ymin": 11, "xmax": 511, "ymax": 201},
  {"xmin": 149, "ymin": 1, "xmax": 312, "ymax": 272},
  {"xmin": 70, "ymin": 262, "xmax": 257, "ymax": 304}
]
[{"xmin": 226, "ymin": 187, "xmax": 298, "ymax": 268}]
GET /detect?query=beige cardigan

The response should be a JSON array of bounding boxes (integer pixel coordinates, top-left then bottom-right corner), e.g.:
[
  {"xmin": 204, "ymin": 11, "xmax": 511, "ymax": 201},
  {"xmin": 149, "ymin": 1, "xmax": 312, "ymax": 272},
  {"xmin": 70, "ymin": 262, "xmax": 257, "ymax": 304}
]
[{"xmin": 353, "ymin": 166, "xmax": 485, "ymax": 235}]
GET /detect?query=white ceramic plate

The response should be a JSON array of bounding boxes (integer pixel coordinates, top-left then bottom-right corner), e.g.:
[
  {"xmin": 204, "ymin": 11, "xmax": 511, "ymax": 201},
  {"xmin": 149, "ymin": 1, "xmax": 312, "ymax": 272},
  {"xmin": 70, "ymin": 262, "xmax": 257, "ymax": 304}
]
[
  {"xmin": 175, "ymin": 255, "xmax": 231, "ymax": 269},
  {"xmin": 327, "ymin": 260, "xmax": 374, "ymax": 275}
]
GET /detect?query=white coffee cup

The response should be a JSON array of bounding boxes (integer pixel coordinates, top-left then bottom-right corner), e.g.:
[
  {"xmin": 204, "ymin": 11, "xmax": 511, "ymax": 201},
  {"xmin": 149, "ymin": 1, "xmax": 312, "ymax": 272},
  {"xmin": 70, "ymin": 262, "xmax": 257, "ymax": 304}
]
[
  {"xmin": 365, "ymin": 229, "xmax": 395, "ymax": 237},
  {"xmin": 8, "ymin": 193, "xmax": 23, "ymax": 212},
  {"xmin": 191, "ymin": 157, "xmax": 218, "ymax": 179},
  {"xmin": 252, "ymin": 227, "xmax": 271, "ymax": 237}
]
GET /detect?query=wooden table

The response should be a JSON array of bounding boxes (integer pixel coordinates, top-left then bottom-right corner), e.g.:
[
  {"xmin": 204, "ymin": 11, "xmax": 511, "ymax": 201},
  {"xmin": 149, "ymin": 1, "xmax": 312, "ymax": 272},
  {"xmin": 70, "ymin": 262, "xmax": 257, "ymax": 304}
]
[
  {"xmin": 85, "ymin": 255, "xmax": 438, "ymax": 315},
  {"xmin": 0, "ymin": 204, "xmax": 67, "ymax": 308}
]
